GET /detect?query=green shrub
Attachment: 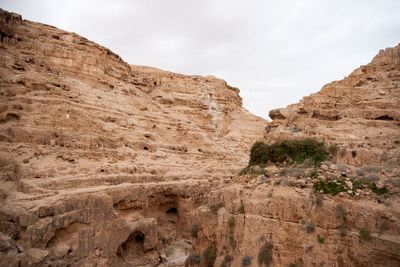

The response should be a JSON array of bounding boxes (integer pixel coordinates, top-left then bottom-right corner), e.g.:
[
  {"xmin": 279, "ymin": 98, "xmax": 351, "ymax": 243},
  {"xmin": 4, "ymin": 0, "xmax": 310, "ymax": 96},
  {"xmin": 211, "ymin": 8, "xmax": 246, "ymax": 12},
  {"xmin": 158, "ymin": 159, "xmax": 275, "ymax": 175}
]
[
  {"xmin": 368, "ymin": 183, "xmax": 388, "ymax": 195},
  {"xmin": 313, "ymin": 180, "xmax": 346, "ymax": 195},
  {"xmin": 203, "ymin": 246, "xmax": 216, "ymax": 267},
  {"xmin": 249, "ymin": 139, "xmax": 327, "ymax": 167},
  {"xmin": 258, "ymin": 242, "xmax": 273, "ymax": 265},
  {"xmin": 191, "ymin": 224, "xmax": 199, "ymax": 238},
  {"xmin": 228, "ymin": 216, "xmax": 235, "ymax": 228},
  {"xmin": 189, "ymin": 253, "xmax": 201, "ymax": 264},
  {"xmin": 288, "ymin": 264, "xmax": 297, "ymax": 267},
  {"xmin": 328, "ymin": 143, "xmax": 339, "ymax": 155},
  {"xmin": 317, "ymin": 234, "xmax": 325, "ymax": 243},
  {"xmin": 242, "ymin": 256, "xmax": 251, "ymax": 266},
  {"xmin": 306, "ymin": 223, "xmax": 315, "ymax": 233},
  {"xmin": 311, "ymin": 170, "xmax": 318, "ymax": 178},
  {"xmin": 359, "ymin": 228, "xmax": 372, "ymax": 241}
]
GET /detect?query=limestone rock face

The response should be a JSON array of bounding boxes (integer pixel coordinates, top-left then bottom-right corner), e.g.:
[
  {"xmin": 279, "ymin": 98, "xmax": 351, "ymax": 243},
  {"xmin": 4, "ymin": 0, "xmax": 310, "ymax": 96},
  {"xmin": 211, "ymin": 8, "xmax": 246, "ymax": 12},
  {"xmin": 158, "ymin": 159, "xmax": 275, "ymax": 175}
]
[
  {"xmin": 266, "ymin": 45, "xmax": 400, "ymax": 166},
  {"xmin": 2, "ymin": 8, "xmax": 400, "ymax": 267},
  {"xmin": 0, "ymin": 9, "xmax": 266, "ymax": 266}
]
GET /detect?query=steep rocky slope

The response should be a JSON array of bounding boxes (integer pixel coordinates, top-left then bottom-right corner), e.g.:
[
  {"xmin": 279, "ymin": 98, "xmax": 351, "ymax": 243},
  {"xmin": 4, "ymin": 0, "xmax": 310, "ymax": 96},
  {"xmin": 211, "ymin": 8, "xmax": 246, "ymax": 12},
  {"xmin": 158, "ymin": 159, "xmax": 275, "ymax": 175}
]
[
  {"xmin": 186, "ymin": 46, "xmax": 400, "ymax": 266},
  {"xmin": 266, "ymin": 45, "xmax": 400, "ymax": 166},
  {"xmin": 0, "ymin": 9, "xmax": 266, "ymax": 266}
]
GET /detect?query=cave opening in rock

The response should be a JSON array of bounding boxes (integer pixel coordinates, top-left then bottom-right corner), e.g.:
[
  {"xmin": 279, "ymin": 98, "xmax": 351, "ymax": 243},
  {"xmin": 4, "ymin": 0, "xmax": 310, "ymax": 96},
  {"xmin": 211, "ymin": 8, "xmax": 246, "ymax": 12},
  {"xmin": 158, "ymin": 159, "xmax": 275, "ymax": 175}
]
[
  {"xmin": 117, "ymin": 231, "xmax": 145, "ymax": 258},
  {"xmin": 143, "ymin": 146, "xmax": 148, "ymax": 150},
  {"xmin": 375, "ymin": 115, "xmax": 394, "ymax": 121},
  {"xmin": 166, "ymin": 207, "xmax": 178, "ymax": 215}
]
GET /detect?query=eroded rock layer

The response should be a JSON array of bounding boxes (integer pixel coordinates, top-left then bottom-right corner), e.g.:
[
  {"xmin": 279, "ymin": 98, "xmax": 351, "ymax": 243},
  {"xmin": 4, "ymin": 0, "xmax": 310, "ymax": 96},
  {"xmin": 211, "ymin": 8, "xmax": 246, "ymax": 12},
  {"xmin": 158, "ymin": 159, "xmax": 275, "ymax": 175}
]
[
  {"xmin": 266, "ymin": 45, "xmax": 400, "ymax": 166},
  {"xmin": 0, "ymin": 9, "xmax": 266, "ymax": 266}
]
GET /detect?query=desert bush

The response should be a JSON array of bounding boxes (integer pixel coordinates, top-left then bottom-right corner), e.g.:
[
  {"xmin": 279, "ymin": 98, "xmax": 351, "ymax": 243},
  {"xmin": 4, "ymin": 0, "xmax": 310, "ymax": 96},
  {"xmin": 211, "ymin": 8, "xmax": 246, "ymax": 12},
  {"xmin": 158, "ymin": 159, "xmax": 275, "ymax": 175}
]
[
  {"xmin": 356, "ymin": 169, "xmax": 365, "ymax": 177},
  {"xmin": 360, "ymin": 174, "xmax": 379, "ymax": 183},
  {"xmin": 191, "ymin": 224, "xmax": 199, "ymax": 238},
  {"xmin": 380, "ymin": 152, "xmax": 389, "ymax": 162},
  {"xmin": 203, "ymin": 246, "xmax": 216, "ymax": 267},
  {"xmin": 238, "ymin": 203, "xmax": 245, "ymax": 214},
  {"xmin": 228, "ymin": 216, "xmax": 235, "ymax": 228},
  {"xmin": 368, "ymin": 183, "xmax": 388, "ymax": 195},
  {"xmin": 339, "ymin": 147, "xmax": 346, "ymax": 157},
  {"xmin": 298, "ymin": 157, "xmax": 314, "ymax": 168},
  {"xmin": 258, "ymin": 242, "xmax": 273, "ymax": 266},
  {"xmin": 317, "ymin": 234, "xmax": 325, "ymax": 243},
  {"xmin": 387, "ymin": 178, "xmax": 400, "ymax": 187},
  {"xmin": 288, "ymin": 264, "xmax": 297, "ymax": 267},
  {"xmin": 189, "ymin": 253, "xmax": 201, "ymax": 264},
  {"xmin": 362, "ymin": 165, "xmax": 381, "ymax": 173},
  {"xmin": 359, "ymin": 228, "xmax": 372, "ymax": 241},
  {"xmin": 287, "ymin": 168, "xmax": 304, "ymax": 178},
  {"xmin": 313, "ymin": 180, "xmax": 346, "ymax": 195},
  {"xmin": 311, "ymin": 170, "xmax": 318, "ymax": 178},
  {"xmin": 279, "ymin": 168, "xmax": 288, "ymax": 176},
  {"xmin": 315, "ymin": 194, "xmax": 324, "ymax": 206},
  {"xmin": 306, "ymin": 223, "xmax": 315, "ymax": 233},
  {"xmin": 336, "ymin": 205, "xmax": 346, "ymax": 220},
  {"xmin": 249, "ymin": 139, "xmax": 326, "ymax": 166},
  {"xmin": 242, "ymin": 256, "xmax": 251, "ymax": 266},
  {"xmin": 328, "ymin": 143, "xmax": 339, "ymax": 155}
]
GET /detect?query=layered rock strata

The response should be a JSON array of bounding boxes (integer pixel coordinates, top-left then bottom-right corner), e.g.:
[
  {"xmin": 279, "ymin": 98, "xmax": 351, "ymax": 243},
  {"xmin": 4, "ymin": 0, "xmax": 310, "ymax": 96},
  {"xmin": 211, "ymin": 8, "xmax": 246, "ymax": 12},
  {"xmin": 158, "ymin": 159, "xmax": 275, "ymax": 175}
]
[
  {"xmin": 266, "ymin": 45, "xmax": 400, "ymax": 166},
  {"xmin": 0, "ymin": 9, "xmax": 266, "ymax": 266}
]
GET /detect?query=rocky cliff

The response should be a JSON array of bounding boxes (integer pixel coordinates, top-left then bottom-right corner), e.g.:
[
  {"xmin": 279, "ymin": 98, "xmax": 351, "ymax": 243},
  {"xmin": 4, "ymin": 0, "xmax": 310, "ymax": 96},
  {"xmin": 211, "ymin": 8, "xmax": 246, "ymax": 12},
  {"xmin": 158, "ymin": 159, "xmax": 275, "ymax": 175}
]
[
  {"xmin": 0, "ymin": 9, "xmax": 266, "ymax": 266},
  {"xmin": 266, "ymin": 45, "xmax": 400, "ymax": 166},
  {"xmin": 1, "ymin": 8, "xmax": 400, "ymax": 267},
  {"xmin": 186, "ymin": 46, "xmax": 400, "ymax": 266}
]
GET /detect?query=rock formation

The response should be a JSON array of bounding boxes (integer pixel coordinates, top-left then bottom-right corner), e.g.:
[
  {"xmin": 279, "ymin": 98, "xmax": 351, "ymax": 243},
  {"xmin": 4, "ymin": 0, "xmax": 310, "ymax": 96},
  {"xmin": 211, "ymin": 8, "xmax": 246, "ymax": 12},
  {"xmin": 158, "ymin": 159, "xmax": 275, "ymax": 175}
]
[
  {"xmin": 266, "ymin": 45, "xmax": 400, "ymax": 166},
  {"xmin": 1, "ymin": 8, "xmax": 400, "ymax": 267},
  {"xmin": 0, "ymin": 9, "xmax": 266, "ymax": 266}
]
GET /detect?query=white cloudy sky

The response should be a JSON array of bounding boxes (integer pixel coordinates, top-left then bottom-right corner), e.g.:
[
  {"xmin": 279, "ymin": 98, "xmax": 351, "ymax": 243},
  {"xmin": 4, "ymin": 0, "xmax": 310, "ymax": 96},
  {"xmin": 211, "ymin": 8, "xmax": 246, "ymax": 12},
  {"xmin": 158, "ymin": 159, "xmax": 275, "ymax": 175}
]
[{"xmin": 1, "ymin": 0, "xmax": 399, "ymax": 119}]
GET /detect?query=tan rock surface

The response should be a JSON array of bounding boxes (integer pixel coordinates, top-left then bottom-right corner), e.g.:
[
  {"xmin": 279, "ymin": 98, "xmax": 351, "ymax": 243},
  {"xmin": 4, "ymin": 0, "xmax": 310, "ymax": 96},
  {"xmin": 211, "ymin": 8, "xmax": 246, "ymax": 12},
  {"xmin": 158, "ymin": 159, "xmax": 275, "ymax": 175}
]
[
  {"xmin": 1, "ymin": 8, "xmax": 400, "ymax": 267},
  {"xmin": 266, "ymin": 45, "xmax": 400, "ymax": 166},
  {"xmin": 0, "ymin": 9, "xmax": 266, "ymax": 266}
]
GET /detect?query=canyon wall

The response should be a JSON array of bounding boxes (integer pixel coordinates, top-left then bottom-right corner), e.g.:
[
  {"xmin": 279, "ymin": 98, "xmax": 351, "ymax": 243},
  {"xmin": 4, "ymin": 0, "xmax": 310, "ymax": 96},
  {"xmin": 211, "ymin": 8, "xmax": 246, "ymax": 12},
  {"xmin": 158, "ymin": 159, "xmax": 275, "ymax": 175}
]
[
  {"xmin": 1, "ymin": 9, "xmax": 400, "ymax": 267},
  {"xmin": 0, "ymin": 9, "xmax": 266, "ymax": 266}
]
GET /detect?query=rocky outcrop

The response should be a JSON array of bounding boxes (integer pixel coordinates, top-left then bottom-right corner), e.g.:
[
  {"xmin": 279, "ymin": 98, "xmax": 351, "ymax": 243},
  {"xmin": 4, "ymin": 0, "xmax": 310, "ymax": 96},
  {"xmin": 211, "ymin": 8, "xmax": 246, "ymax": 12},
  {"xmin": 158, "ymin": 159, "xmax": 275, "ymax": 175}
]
[
  {"xmin": 266, "ymin": 45, "xmax": 400, "ymax": 166},
  {"xmin": 0, "ymin": 9, "xmax": 266, "ymax": 266}
]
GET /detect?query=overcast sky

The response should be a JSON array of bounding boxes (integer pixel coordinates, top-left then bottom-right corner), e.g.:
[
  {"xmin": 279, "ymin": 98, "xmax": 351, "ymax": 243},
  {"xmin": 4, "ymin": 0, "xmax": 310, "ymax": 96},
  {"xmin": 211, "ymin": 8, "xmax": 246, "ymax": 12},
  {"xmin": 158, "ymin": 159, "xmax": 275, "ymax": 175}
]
[{"xmin": 1, "ymin": 0, "xmax": 399, "ymax": 119}]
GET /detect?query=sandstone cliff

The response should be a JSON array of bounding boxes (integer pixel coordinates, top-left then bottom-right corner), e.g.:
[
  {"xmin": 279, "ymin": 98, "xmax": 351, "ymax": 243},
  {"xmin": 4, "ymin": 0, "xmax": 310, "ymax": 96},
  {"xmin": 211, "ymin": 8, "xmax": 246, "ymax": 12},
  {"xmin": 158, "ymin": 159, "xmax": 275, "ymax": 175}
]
[{"xmin": 0, "ymin": 9, "xmax": 266, "ymax": 266}]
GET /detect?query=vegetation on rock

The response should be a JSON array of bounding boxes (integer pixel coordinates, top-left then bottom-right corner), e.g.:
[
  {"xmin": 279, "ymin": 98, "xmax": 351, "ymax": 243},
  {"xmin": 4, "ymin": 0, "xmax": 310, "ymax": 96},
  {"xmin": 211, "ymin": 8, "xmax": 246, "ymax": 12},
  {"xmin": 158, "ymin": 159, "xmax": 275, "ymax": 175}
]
[
  {"xmin": 258, "ymin": 242, "xmax": 273, "ymax": 266},
  {"xmin": 248, "ymin": 139, "xmax": 326, "ymax": 167},
  {"xmin": 359, "ymin": 228, "xmax": 372, "ymax": 241},
  {"xmin": 242, "ymin": 256, "xmax": 251, "ymax": 266},
  {"xmin": 203, "ymin": 246, "xmax": 217, "ymax": 267}
]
